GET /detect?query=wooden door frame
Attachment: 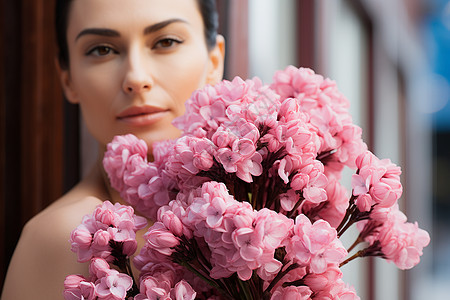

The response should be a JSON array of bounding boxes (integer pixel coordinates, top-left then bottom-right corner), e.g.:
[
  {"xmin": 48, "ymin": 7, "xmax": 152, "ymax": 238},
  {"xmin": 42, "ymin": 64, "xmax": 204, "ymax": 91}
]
[{"xmin": 1, "ymin": 0, "xmax": 68, "ymax": 288}]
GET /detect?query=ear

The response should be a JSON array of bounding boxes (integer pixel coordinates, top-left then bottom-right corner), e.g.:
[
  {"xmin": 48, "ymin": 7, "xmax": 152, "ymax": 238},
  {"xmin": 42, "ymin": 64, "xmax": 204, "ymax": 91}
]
[
  {"xmin": 205, "ymin": 34, "xmax": 225, "ymax": 85},
  {"xmin": 55, "ymin": 58, "xmax": 79, "ymax": 104}
]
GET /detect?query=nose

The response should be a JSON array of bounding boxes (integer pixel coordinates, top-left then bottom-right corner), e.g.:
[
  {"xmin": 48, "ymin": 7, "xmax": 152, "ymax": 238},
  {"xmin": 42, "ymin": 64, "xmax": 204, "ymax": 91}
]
[{"xmin": 122, "ymin": 48, "xmax": 153, "ymax": 95}]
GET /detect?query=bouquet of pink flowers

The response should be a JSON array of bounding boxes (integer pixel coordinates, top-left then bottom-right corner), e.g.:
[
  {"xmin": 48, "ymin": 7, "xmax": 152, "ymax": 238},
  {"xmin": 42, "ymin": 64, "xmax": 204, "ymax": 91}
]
[{"xmin": 64, "ymin": 66, "xmax": 430, "ymax": 300}]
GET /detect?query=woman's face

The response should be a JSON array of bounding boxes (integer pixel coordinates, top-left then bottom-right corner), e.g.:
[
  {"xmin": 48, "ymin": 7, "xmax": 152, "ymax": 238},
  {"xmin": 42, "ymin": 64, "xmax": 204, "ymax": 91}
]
[{"xmin": 60, "ymin": 0, "xmax": 224, "ymax": 154}]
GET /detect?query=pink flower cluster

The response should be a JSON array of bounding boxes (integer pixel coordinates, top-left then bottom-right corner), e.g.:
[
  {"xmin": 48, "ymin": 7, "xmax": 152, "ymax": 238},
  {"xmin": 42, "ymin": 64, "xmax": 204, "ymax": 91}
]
[
  {"xmin": 356, "ymin": 204, "xmax": 430, "ymax": 270},
  {"xmin": 66, "ymin": 202, "xmax": 201, "ymax": 300},
  {"xmin": 64, "ymin": 258, "xmax": 134, "ymax": 300},
  {"xmin": 271, "ymin": 66, "xmax": 366, "ymax": 170},
  {"xmin": 351, "ymin": 151, "xmax": 403, "ymax": 212},
  {"xmin": 70, "ymin": 201, "xmax": 147, "ymax": 263},
  {"xmin": 104, "ymin": 68, "xmax": 367, "ymax": 224},
  {"xmin": 284, "ymin": 215, "xmax": 347, "ymax": 274},
  {"xmin": 133, "ymin": 181, "xmax": 353, "ymax": 299},
  {"xmin": 63, "ymin": 66, "xmax": 430, "ymax": 299},
  {"xmin": 348, "ymin": 151, "xmax": 430, "ymax": 269},
  {"xmin": 104, "ymin": 135, "xmax": 176, "ymax": 219}
]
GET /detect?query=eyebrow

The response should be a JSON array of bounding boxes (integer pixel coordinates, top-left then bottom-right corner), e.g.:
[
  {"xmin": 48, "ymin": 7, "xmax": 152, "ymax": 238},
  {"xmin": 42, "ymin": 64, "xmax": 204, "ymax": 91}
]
[
  {"xmin": 75, "ymin": 18, "xmax": 188, "ymax": 41},
  {"xmin": 143, "ymin": 18, "xmax": 188, "ymax": 35},
  {"xmin": 75, "ymin": 28, "xmax": 119, "ymax": 41}
]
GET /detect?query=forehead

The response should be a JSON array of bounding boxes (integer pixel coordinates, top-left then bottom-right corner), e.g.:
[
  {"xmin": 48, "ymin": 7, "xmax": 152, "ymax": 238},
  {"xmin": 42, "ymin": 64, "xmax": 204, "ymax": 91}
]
[{"xmin": 67, "ymin": 0, "xmax": 202, "ymax": 36}]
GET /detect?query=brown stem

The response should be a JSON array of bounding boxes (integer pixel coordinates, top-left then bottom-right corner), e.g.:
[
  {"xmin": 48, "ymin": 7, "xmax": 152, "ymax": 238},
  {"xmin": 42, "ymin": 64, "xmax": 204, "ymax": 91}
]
[
  {"xmin": 263, "ymin": 262, "xmax": 299, "ymax": 297},
  {"xmin": 286, "ymin": 194, "xmax": 304, "ymax": 219},
  {"xmin": 340, "ymin": 249, "xmax": 366, "ymax": 267},
  {"xmin": 337, "ymin": 216, "xmax": 357, "ymax": 238},
  {"xmin": 347, "ymin": 236, "xmax": 363, "ymax": 253},
  {"xmin": 336, "ymin": 198, "xmax": 357, "ymax": 235}
]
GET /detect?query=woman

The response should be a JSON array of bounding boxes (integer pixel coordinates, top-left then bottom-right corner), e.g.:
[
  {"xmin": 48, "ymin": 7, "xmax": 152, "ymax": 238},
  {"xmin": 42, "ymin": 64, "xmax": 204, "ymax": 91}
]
[{"xmin": 1, "ymin": 0, "xmax": 225, "ymax": 298}]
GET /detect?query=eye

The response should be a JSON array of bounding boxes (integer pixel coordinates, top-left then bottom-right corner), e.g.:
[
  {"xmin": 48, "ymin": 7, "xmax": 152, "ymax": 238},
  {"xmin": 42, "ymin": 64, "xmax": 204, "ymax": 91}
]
[
  {"xmin": 86, "ymin": 45, "xmax": 117, "ymax": 56},
  {"xmin": 153, "ymin": 38, "xmax": 183, "ymax": 50}
]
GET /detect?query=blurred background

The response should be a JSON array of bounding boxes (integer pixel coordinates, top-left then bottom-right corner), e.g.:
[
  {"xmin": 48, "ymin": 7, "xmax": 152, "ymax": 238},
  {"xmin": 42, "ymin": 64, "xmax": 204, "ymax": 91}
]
[{"xmin": 1, "ymin": 0, "xmax": 449, "ymax": 298}]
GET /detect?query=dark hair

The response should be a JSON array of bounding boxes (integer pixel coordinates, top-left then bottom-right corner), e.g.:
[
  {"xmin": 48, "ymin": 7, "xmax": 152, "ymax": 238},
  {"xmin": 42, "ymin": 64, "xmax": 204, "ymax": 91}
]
[{"xmin": 55, "ymin": 0, "xmax": 218, "ymax": 69}]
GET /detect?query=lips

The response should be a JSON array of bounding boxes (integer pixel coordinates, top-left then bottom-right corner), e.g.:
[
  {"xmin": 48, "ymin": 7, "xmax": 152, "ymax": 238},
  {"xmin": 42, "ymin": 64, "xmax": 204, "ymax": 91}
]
[{"xmin": 117, "ymin": 105, "xmax": 170, "ymax": 126}]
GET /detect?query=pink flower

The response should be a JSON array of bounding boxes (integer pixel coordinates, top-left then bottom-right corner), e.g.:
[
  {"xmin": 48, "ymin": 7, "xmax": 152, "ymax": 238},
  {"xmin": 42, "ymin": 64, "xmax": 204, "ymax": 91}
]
[
  {"xmin": 255, "ymin": 208, "xmax": 293, "ymax": 250},
  {"xmin": 236, "ymin": 121, "xmax": 261, "ymax": 144},
  {"xmin": 292, "ymin": 161, "xmax": 328, "ymax": 205},
  {"xmin": 358, "ymin": 205, "xmax": 430, "ymax": 270},
  {"xmin": 232, "ymin": 138, "xmax": 256, "ymax": 158},
  {"xmin": 351, "ymin": 151, "xmax": 403, "ymax": 210},
  {"xmin": 285, "ymin": 215, "xmax": 347, "ymax": 273},
  {"xmin": 351, "ymin": 174, "xmax": 371, "ymax": 196},
  {"xmin": 370, "ymin": 181, "xmax": 401, "ymax": 208},
  {"xmin": 215, "ymin": 148, "xmax": 240, "ymax": 173},
  {"xmin": 144, "ymin": 222, "xmax": 180, "ymax": 256},
  {"xmin": 136, "ymin": 276, "xmax": 171, "ymax": 300},
  {"xmin": 279, "ymin": 189, "xmax": 300, "ymax": 212},
  {"xmin": 123, "ymin": 155, "xmax": 151, "ymax": 188},
  {"xmin": 309, "ymin": 179, "xmax": 349, "ymax": 228},
  {"xmin": 211, "ymin": 127, "xmax": 234, "ymax": 148},
  {"xmin": 257, "ymin": 257, "xmax": 284, "ymax": 281},
  {"xmin": 271, "ymin": 285, "xmax": 312, "ymax": 300},
  {"xmin": 236, "ymin": 151, "xmax": 263, "ymax": 182},
  {"xmin": 378, "ymin": 220, "xmax": 430, "ymax": 269},
  {"xmin": 303, "ymin": 265, "xmax": 342, "ymax": 292},
  {"xmin": 133, "ymin": 245, "xmax": 172, "ymax": 273},
  {"xmin": 63, "ymin": 275, "xmax": 96, "ymax": 300},
  {"xmin": 70, "ymin": 225, "xmax": 94, "ymax": 262},
  {"xmin": 89, "ymin": 257, "xmax": 111, "ymax": 279},
  {"xmin": 158, "ymin": 206, "xmax": 184, "ymax": 237},
  {"xmin": 303, "ymin": 185, "xmax": 327, "ymax": 204},
  {"xmin": 193, "ymin": 149, "xmax": 214, "ymax": 171},
  {"xmin": 205, "ymin": 196, "xmax": 229, "ymax": 229},
  {"xmin": 95, "ymin": 270, "xmax": 133, "ymax": 300},
  {"xmin": 170, "ymin": 280, "xmax": 197, "ymax": 300},
  {"xmin": 313, "ymin": 279, "xmax": 360, "ymax": 300},
  {"xmin": 232, "ymin": 227, "xmax": 263, "ymax": 262},
  {"xmin": 355, "ymin": 150, "xmax": 374, "ymax": 169},
  {"xmin": 329, "ymin": 281, "xmax": 360, "ymax": 300},
  {"xmin": 355, "ymin": 194, "xmax": 373, "ymax": 213},
  {"xmin": 103, "ymin": 134, "xmax": 148, "ymax": 191},
  {"xmin": 70, "ymin": 201, "xmax": 147, "ymax": 262}
]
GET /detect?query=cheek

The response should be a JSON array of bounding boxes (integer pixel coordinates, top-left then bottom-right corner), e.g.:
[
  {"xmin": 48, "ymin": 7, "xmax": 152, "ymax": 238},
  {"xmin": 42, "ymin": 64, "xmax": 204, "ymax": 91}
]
[
  {"xmin": 72, "ymin": 62, "xmax": 119, "ymax": 96},
  {"xmin": 70, "ymin": 64, "xmax": 121, "ymax": 144},
  {"xmin": 72, "ymin": 63, "xmax": 121, "ymax": 112},
  {"xmin": 164, "ymin": 52, "xmax": 210, "ymax": 114}
]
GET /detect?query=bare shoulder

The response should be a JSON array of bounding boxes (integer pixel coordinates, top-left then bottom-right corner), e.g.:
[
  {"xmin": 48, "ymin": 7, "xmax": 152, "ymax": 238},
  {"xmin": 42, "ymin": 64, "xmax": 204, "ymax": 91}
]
[
  {"xmin": 1, "ymin": 185, "xmax": 104, "ymax": 299},
  {"xmin": 34, "ymin": 190, "xmax": 104, "ymax": 233}
]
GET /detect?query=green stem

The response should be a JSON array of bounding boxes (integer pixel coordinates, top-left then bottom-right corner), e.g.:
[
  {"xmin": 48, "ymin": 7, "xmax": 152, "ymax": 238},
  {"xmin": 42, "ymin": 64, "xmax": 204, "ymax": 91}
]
[
  {"xmin": 238, "ymin": 279, "xmax": 253, "ymax": 300},
  {"xmin": 191, "ymin": 238, "xmax": 212, "ymax": 270}
]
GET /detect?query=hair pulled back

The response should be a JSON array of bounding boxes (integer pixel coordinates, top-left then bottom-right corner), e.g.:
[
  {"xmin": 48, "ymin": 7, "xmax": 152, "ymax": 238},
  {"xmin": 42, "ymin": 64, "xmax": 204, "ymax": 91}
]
[{"xmin": 55, "ymin": 0, "xmax": 218, "ymax": 69}]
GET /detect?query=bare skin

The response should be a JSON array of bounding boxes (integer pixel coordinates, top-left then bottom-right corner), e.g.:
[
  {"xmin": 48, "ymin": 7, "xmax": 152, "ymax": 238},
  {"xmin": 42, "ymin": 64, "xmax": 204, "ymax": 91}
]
[
  {"xmin": 1, "ymin": 156, "xmax": 155, "ymax": 299},
  {"xmin": 2, "ymin": 161, "xmax": 104, "ymax": 298}
]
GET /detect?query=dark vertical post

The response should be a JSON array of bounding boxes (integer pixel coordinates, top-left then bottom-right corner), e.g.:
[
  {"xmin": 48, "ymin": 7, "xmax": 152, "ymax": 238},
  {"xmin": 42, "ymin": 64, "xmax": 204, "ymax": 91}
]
[
  {"xmin": 296, "ymin": 0, "xmax": 316, "ymax": 68},
  {"xmin": 1, "ymin": 0, "xmax": 69, "ymax": 290}
]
